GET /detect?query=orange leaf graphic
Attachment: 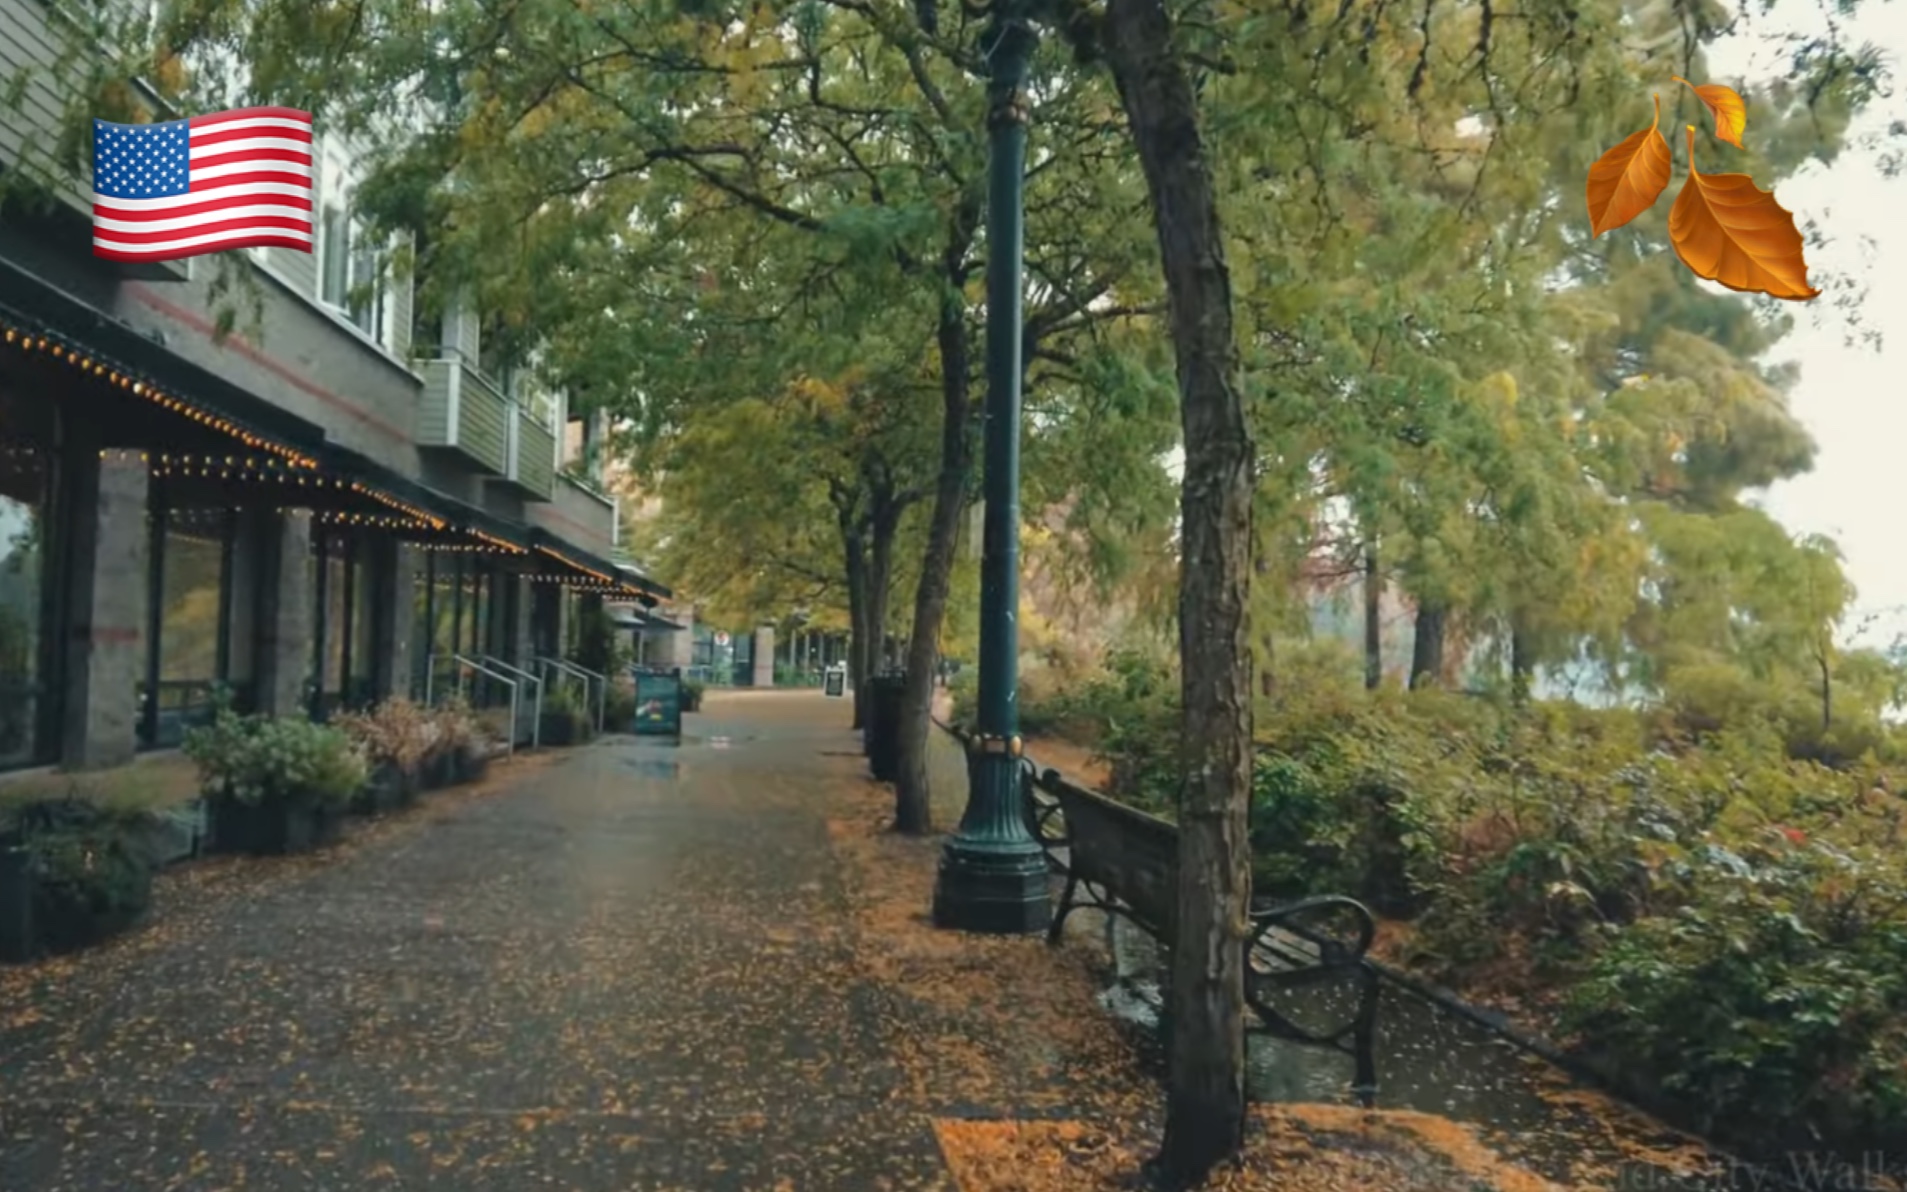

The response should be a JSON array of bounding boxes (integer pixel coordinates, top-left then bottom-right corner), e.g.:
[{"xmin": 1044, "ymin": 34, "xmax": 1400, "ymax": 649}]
[
  {"xmin": 1673, "ymin": 75, "xmax": 1747, "ymax": 149},
  {"xmin": 1667, "ymin": 127, "xmax": 1819, "ymax": 301},
  {"xmin": 1585, "ymin": 94, "xmax": 1672, "ymax": 238}
]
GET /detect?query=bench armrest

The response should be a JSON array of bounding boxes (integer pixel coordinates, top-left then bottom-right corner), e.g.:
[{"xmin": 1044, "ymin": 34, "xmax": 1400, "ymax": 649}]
[{"xmin": 1248, "ymin": 895, "xmax": 1376, "ymax": 966}]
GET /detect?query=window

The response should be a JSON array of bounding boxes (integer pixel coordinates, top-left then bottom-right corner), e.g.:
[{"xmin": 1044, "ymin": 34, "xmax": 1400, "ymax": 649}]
[
  {"xmin": 139, "ymin": 504, "xmax": 235, "ymax": 749},
  {"xmin": 348, "ymin": 225, "xmax": 384, "ymax": 343},
  {"xmin": 319, "ymin": 204, "xmax": 349, "ymax": 308},
  {"xmin": 0, "ymin": 446, "xmax": 52, "ymax": 768}
]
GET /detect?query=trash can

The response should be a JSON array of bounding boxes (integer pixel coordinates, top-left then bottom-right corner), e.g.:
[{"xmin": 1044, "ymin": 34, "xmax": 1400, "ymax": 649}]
[{"xmin": 868, "ymin": 670, "xmax": 906, "ymax": 782}]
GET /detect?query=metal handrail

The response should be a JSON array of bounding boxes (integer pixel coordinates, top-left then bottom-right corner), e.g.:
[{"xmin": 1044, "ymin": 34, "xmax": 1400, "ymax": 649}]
[
  {"xmin": 477, "ymin": 656, "xmax": 544, "ymax": 750},
  {"xmin": 423, "ymin": 653, "xmax": 520, "ymax": 759},
  {"xmin": 537, "ymin": 657, "xmax": 606, "ymax": 734}
]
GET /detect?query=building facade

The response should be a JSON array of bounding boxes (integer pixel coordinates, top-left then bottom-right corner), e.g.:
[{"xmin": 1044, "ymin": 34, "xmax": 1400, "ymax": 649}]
[{"xmin": 0, "ymin": 3, "xmax": 669, "ymax": 772}]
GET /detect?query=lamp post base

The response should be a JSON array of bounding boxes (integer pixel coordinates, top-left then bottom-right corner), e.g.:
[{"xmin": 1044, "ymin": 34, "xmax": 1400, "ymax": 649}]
[{"xmin": 932, "ymin": 839, "xmax": 1052, "ymax": 934}]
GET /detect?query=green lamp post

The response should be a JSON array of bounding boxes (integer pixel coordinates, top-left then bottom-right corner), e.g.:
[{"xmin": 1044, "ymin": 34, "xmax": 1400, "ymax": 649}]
[{"xmin": 931, "ymin": 1, "xmax": 1052, "ymax": 935}]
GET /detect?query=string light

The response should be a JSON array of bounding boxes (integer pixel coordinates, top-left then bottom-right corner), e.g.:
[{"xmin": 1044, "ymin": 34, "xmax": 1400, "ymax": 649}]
[
  {"xmin": 0, "ymin": 329, "xmax": 649, "ymax": 583},
  {"xmin": 0, "ymin": 314, "xmax": 320, "ymax": 469}
]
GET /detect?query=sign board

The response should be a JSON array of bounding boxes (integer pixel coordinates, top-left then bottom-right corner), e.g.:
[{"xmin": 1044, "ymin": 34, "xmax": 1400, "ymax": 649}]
[
  {"xmin": 632, "ymin": 669, "xmax": 684, "ymax": 738},
  {"xmin": 714, "ymin": 631, "xmax": 731, "ymax": 647},
  {"xmin": 823, "ymin": 666, "xmax": 846, "ymax": 698}
]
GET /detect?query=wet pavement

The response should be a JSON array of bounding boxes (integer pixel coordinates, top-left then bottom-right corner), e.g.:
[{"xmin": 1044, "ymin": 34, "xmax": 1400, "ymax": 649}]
[
  {"xmin": 0, "ymin": 696, "xmax": 952, "ymax": 1191},
  {"xmin": 0, "ymin": 692, "xmax": 1762, "ymax": 1192}
]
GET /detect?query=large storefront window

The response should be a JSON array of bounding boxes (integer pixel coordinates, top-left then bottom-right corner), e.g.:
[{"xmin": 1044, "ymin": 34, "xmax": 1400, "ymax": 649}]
[
  {"xmin": 311, "ymin": 533, "xmax": 381, "ymax": 718},
  {"xmin": 0, "ymin": 447, "xmax": 51, "ymax": 768},
  {"xmin": 140, "ymin": 504, "xmax": 233, "ymax": 749}
]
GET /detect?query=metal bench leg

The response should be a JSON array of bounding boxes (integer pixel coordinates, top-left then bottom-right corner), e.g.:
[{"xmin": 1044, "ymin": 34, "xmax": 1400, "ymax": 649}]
[
  {"xmin": 1350, "ymin": 963, "xmax": 1379, "ymax": 1108},
  {"xmin": 1045, "ymin": 870, "xmax": 1079, "ymax": 946}
]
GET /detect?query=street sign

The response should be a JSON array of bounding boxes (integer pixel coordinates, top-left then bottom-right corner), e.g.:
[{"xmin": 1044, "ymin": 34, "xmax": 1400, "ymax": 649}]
[{"xmin": 714, "ymin": 631, "xmax": 731, "ymax": 646}]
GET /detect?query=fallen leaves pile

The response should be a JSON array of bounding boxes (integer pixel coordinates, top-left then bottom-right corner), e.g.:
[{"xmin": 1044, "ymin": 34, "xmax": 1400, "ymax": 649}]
[{"xmin": 823, "ymin": 744, "xmax": 1607, "ymax": 1192}]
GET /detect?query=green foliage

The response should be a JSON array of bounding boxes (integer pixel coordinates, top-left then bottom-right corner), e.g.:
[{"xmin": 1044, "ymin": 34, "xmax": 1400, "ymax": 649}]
[
  {"xmin": 604, "ymin": 683, "xmax": 637, "ymax": 731},
  {"xmin": 1561, "ymin": 834, "xmax": 1907, "ymax": 1151},
  {"xmin": 681, "ymin": 679, "xmax": 706, "ymax": 713},
  {"xmin": 184, "ymin": 711, "xmax": 368, "ymax": 808},
  {"xmin": 1065, "ymin": 676, "xmax": 1907, "ymax": 1155},
  {"xmin": 7, "ymin": 799, "xmax": 155, "ymax": 951}
]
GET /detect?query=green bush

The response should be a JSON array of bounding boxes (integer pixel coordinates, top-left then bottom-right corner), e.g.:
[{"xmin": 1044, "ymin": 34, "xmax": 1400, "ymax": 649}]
[
  {"xmin": 9, "ymin": 799, "xmax": 155, "ymax": 953},
  {"xmin": 1063, "ymin": 668, "xmax": 1907, "ymax": 1155},
  {"xmin": 681, "ymin": 679, "xmax": 705, "ymax": 712},
  {"xmin": 184, "ymin": 711, "xmax": 368, "ymax": 808},
  {"xmin": 604, "ymin": 683, "xmax": 636, "ymax": 730},
  {"xmin": 1559, "ymin": 831, "xmax": 1907, "ymax": 1152}
]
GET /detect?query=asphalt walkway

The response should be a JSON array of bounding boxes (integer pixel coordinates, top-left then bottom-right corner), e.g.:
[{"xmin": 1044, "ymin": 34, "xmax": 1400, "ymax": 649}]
[{"xmin": 0, "ymin": 694, "xmax": 955, "ymax": 1191}]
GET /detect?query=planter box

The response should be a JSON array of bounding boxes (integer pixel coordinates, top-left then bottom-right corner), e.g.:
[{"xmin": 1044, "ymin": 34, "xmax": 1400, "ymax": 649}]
[
  {"xmin": 539, "ymin": 714, "xmax": 580, "ymax": 747},
  {"xmin": 352, "ymin": 763, "xmax": 420, "ymax": 815},
  {"xmin": 0, "ymin": 841, "xmax": 154, "ymax": 964},
  {"xmin": 135, "ymin": 800, "xmax": 207, "ymax": 867},
  {"xmin": 208, "ymin": 792, "xmax": 344, "ymax": 856},
  {"xmin": 421, "ymin": 751, "xmax": 456, "ymax": 791},
  {"xmin": 453, "ymin": 746, "xmax": 490, "ymax": 785}
]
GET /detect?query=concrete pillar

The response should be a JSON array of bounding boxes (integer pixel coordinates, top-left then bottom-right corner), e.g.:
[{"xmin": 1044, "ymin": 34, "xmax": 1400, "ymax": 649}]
[
  {"xmin": 509, "ymin": 577, "xmax": 533, "ymax": 666},
  {"xmin": 530, "ymin": 582, "xmax": 561, "ymax": 659},
  {"xmin": 668, "ymin": 605, "xmax": 696, "ymax": 669},
  {"xmin": 253, "ymin": 511, "xmax": 312, "ymax": 717},
  {"xmin": 59, "ymin": 452, "xmax": 147, "ymax": 769},
  {"xmin": 576, "ymin": 591, "xmax": 608, "ymax": 673},
  {"xmin": 389, "ymin": 544, "xmax": 420, "ymax": 701},
  {"xmin": 361, "ymin": 535, "xmax": 414, "ymax": 703},
  {"xmin": 224, "ymin": 508, "xmax": 268, "ymax": 698},
  {"xmin": 752, "ymin": 625, "xmax": 775, "ymax": 688}
]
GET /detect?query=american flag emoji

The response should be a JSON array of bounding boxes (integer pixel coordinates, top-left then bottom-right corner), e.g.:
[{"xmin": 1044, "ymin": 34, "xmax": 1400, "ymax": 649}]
[{"xmin": 91, "ymin": 106, "xmax": 314, "ymax": 262}]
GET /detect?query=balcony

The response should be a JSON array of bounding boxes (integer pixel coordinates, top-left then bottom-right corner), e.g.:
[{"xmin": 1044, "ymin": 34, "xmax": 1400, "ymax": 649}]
[
  {"xmin": 505, "ymin": 405, "xmax": 555, "ymax": 502},
  {"xmin": 418, "ymin": 358, "xmax": 508, "ymax": 474}
]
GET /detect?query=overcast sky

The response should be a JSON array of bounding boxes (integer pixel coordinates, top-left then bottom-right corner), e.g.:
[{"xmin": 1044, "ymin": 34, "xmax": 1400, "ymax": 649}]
[{"xmin": 1710, "ymin": 3, "xmax": 1907, "ymax": 648}]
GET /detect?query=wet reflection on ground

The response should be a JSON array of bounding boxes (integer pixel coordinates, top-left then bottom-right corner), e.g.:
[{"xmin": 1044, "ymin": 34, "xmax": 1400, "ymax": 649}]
[{"xmin": 1097, "ymin": 915, "xmax": 1772, "ymax": 1191}]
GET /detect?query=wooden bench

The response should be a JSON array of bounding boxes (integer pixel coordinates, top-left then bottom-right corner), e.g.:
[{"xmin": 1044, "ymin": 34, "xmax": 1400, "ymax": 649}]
[{"xmin": 1022, "ymin": 762, "xmax": 1380, "ymax": 1107}]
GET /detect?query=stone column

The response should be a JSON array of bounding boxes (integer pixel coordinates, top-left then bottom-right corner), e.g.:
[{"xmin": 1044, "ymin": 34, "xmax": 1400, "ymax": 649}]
[
  {"xmin": 668, "ymin": 605, "xmax": 695, "ymax": 669},
  {"xmin": 253, "ymin": 511, "xmax": 312, "ymax": 717},
  {"xmin": 752, "ymin": 625, "xmax": 775, "ymax": 688},
  {"xmin": 360, "ymin": 535, "xmax": 415, "ymax": 703},
  {"xmin": 509, "ymin": 576, "xmax": 533, "ymax": 666},
  {"xmin": 223, "ymin": 508, "xmax": 268, "ymax": 698},
  {"xmin": 59, "ymin": 451, "xmax": 148, "ymax": 769},
  {"xmin": 576, "ymin": 591, "xmax": 608, "ymax": 673},
  {"xmin": 530, "ymin": 582, "xmax": 561, "ymax": 659}
]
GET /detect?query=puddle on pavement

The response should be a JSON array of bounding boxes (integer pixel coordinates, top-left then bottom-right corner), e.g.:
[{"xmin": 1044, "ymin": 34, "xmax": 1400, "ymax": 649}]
[
  {"xmin": 1097, "ymin": 916, "xmax": 1771, "ymax": 1191},
  {"xmin": 620, "ymin": 757, "xmax": 683, "ymax": 781}
]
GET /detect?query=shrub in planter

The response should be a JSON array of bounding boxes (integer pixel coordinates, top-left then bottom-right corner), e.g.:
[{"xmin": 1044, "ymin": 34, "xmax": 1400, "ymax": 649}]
[
  {"xmin": 1, "ymin": 799, "xmax": 156, "ymax": 962},
  {"xmin": 539, "ymin": 683, "xmax": 589, "ymax": 747},
  {"xmin": 184, "ymin": 712, "xmax": 368, "ymax": 856},
  {"xmin": 680, "ymin": 679, "xmax": 706, "ymax": 713},
  {"xmin": 335, "ymin": 698, "xmax": 433, "ymax": 814},
  {"xmin": 433, "ymin": 698, "xmax": 490, "ymax": 785},
  {"xmin": 604, "ymin": 684, "xmax": 637, "ymax": 734}
]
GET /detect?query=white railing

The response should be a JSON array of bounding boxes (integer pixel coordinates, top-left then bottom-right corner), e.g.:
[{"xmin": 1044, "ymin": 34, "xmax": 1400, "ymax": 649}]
[
  {"xmin": 477, "ymin": 656, "xmax": 545, "ymax": 749},
  {"xmin": 423, "ymin": 654, "xmax": 520, "ymax": 759},
  {"xmin": 537, "ymin": 657, "xmax": 606, "ymax": 734}
]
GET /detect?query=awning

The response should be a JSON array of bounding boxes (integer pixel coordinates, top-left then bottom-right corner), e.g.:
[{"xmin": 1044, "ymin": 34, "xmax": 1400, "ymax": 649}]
[
  {"xmin": 528, "ymin": 529, "xmax": 672, "ymax": 603},
  {"xmin": 616, "ymin": 562, "xmax": 673, "ymax": 601},
  {"xmin": 0, "ymin": 257, "xmax": 327, "ymax": 468}
]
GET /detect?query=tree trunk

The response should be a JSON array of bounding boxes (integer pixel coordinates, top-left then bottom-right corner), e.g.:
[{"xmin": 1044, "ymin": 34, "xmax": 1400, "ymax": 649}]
[
  {"xmin": 866, "ymin": 499, "xmax": 898, "ymax": 682},
  {"xmin": 1410, "ymin": 601, "xmax": 1446, "ymax": 690},
  {"xmin": 1509, "ymin": 615, "xmax": 1534, "ymax": 706},
  {"xmin": 891, "ymin": 197, "xmax": 982, "ymax": 837},
  {"xmin": 844, "ymin": 527, "xmax": 870, "ymax": 730},
  {"xmin": 1819, "ymin": 649, "xmax": 1832, "ymax": 731},
  {"xmin": 1105, "ymin": 1, "xmax": 1254, "ymax": 1182},
  {"xmin": 1363, "ymin": 542, "xmax": 1382, "ymax": 690}
]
